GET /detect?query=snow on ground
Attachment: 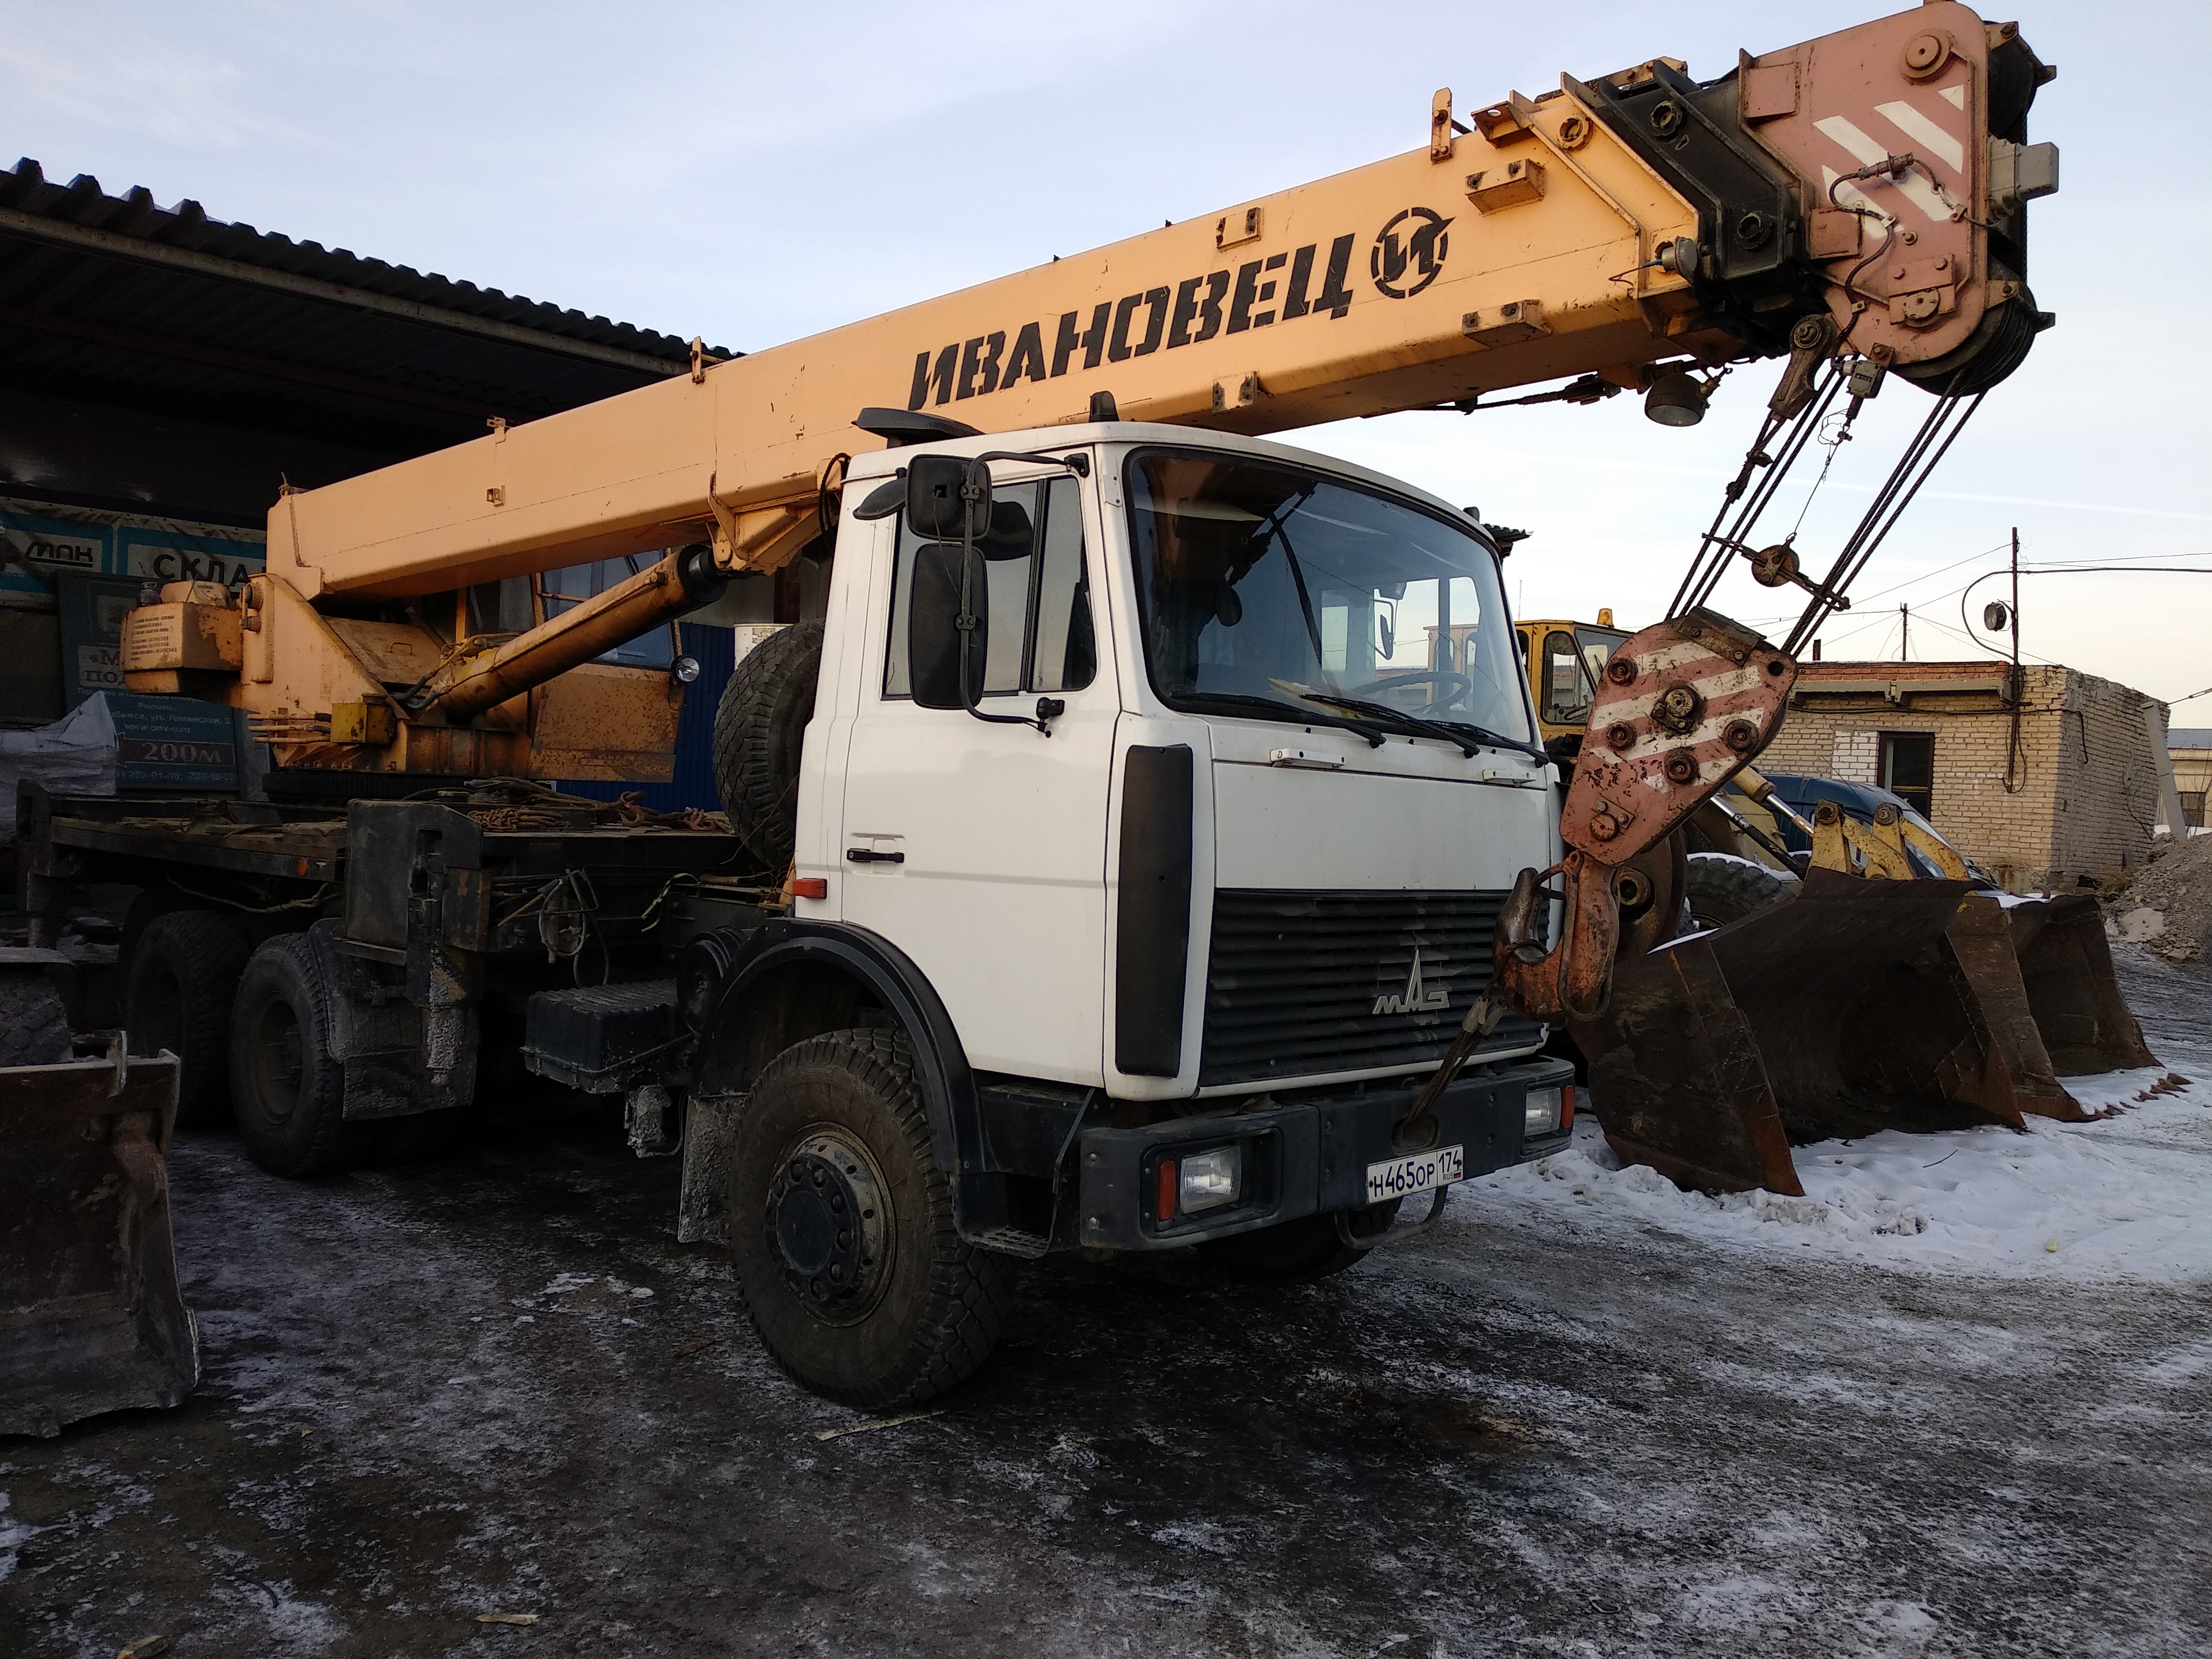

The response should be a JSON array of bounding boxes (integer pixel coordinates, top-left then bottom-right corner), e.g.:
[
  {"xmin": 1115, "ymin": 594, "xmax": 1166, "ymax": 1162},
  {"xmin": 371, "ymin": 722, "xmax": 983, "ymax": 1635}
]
[{"xmin": 1465, "ymin": 1063, "xmax": 2212, "ymax": 1282}]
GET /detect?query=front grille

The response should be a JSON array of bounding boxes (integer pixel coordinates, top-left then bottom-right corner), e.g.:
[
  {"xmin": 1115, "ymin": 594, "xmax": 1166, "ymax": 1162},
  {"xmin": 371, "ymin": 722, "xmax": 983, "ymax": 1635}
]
[{"xmin": 1198, "ymin": 889, "xmax": 1542, "ymax": 1086}]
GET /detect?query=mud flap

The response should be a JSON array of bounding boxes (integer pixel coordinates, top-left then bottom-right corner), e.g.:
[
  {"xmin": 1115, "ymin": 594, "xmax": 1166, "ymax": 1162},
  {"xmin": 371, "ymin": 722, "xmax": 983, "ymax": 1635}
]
[
  {"xmin": 1573, "ymin": 875, "xmax": 2095, "ymax": 1194},
  {"xmin": 2005, "ymin": 895, "xmax": 2159, "ymax": 1075},
  {"xmin": 0, "ymin": 1045, "xmax": 198, "ymax": 1438}
]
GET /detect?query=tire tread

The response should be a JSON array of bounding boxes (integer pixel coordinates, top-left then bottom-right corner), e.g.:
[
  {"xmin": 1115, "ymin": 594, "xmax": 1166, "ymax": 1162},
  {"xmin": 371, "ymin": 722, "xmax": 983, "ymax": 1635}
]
[
  {"xmin": 735, "ymin": 1027, "xmax": 1013, "ymax": 1408},
  {"xmin": 229, "ymin": 932, "xmax": 378, "ymax": 1178},
  {"xmin": 711, "ymin": 622, "xmax": 824, "ymax": 875}
]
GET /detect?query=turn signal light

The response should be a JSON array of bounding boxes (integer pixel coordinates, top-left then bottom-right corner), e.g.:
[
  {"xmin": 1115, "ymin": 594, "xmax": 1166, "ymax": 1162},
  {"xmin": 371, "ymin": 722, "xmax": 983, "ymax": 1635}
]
[
  {"xmin": 791, "ymin": 877, "xmax": 828, "ymax": 901},
  {"xmin": 1561, "ymin": 1084, "xmax": 1575, "ymax": 1131}
]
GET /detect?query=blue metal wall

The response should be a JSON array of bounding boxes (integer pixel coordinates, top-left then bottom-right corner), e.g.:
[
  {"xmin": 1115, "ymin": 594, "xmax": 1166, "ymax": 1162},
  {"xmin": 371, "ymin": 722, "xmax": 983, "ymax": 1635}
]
[{"xmin": 557, "ymin": 620, "xmax": 734, "ymax": 812}]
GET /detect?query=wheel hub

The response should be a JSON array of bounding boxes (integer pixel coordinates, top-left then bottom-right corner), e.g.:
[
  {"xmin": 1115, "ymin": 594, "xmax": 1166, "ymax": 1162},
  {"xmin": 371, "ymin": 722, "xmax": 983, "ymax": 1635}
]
[{"xmin": 763, "ymin": 1131, "xmax": 888, "ymax": 1317}]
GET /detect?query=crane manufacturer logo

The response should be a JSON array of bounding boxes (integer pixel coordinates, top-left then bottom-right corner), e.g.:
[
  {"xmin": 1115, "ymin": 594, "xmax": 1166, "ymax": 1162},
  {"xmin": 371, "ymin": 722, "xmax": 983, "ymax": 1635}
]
[
  {"xmin": 1371, "ymin": 207, "xmax": 1452, "ymax": 299},
  {"xmin": 1373, "ymin": 947, "xmax": 1451, "ymax": 1016},
  {"xmin": 900, "ymin": 233, "xmax": 1360, "ymax": 415}
]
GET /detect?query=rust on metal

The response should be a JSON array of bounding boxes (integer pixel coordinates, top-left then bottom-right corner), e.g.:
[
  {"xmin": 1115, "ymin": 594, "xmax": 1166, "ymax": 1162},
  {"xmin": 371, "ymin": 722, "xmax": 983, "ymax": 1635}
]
[
  {"xmin": 1560, "ymin": 609, "xmax": 1794, "ymax": 867},
  {"xmin": 1570, "ymin": 874, "xmax": 2150, "ymax": 1195},
  {"xmin": 2006, "ymin": 894, "xmax": 2159, "ymax": 1074},
  {"xmin": 1487, "ymin": 608, "xmax": 1794, "ymax": 1025},
  {"xmin": 0, "ymin": 1045, "xmax": 198, "ymax": 1438}
]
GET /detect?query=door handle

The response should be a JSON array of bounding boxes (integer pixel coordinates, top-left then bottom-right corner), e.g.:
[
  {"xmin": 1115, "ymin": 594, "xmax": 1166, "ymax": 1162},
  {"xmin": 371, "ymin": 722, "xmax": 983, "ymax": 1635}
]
[{"xmin": 845, "ymin": 847, "xmax": 905, "ymax": 864}]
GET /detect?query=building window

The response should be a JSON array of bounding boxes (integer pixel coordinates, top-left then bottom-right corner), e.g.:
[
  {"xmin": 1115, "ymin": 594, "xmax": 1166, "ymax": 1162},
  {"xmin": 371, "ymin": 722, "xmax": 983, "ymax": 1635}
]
[
  {"xmin": 1880, "ymin": 731, "xmax": 1934, "ymax": 818},
  {"xmin": 2183, "ymin": 790, "xmax": 2207, "ymax": 830}
]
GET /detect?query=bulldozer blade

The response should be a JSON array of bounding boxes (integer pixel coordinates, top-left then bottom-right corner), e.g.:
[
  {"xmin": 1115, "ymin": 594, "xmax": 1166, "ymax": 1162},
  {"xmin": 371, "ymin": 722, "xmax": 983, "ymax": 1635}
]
[
  {"xmin": 1573, "ymin": 874, "xmax": 2086, "ymax": 1193},
  {"xmin": 2004, "ymin": 894, "xmax": 2160, "ymax": 1075},
  {"xmin": 0, "ymin": 1045, "xmax": 198, "ymax": 1438}
]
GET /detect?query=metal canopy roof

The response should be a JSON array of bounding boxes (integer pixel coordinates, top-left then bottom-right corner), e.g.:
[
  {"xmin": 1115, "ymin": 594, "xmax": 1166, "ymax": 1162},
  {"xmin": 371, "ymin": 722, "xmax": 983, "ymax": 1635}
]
[{"xmin": 0, "ymin": 157, "xmax": 735, "ymax": 523}]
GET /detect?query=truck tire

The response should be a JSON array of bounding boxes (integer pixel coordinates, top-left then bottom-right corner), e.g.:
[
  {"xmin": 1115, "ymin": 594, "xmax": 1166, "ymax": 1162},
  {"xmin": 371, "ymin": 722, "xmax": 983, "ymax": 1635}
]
[
  {"xmin": 228, "ymin": 933, "xmax": 378, "ymax": 1177},
  {"xmin": 123, "ymin": 909, "xmax": 253, "ymax": 1128},
  {"xmin": 711, "ymin": 622, "xmax": 822, "ymax": 875},
  {"xmin": 0, "ymin": 968, "xmax": 71, "ymax": 1067},
  {"xmin": 1683, "ymin": 853, "xmax": 1798, "ymax": 932},
  {"xmin": 728, "ymin": 1027, "xmax": 1013, "ymax": 1408},
  {"xmin": 1199, "ymin": 1202, "xmax": 1400, "ymax": 1283}
]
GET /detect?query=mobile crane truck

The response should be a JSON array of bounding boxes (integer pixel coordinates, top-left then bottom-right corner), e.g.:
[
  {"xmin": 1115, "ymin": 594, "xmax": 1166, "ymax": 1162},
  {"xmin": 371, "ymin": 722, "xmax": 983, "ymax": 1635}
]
[{"xmin": 9, "ymin": 2, "xmax": 2056, "ymax": 1413}]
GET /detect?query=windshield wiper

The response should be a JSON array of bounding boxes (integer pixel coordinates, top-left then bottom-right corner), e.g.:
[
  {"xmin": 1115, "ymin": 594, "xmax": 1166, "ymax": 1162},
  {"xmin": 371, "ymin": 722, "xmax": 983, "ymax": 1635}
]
[
  {"xmin": 1279, "ymin": 686, "xmax": 1543, "ymax": 761},
  {"xmin": 1173, "ymin": 690, "xmax": 1387, "ymax": 749}
]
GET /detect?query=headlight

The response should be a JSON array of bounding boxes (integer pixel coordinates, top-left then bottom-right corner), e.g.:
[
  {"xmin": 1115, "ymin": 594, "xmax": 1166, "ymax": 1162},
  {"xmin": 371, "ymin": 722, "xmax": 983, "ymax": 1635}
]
[
  {"xmin": 1524, "ymin": 1085, "xmax": 1564, "ymax": 1136},
  {"xmin": 1156, "ymin": 1144, "xmax": 1244, "ymax": 1220},
  {"xmin": 671, "ymin": 654, "xmax": 703, "ymax": 684}
]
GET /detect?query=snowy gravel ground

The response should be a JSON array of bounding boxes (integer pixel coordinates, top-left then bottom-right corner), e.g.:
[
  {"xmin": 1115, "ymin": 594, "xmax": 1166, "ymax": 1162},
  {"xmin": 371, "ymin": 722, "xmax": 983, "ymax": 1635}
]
[{"xmin": 1, "ymin": 950, "xmax": 2206, "ymax": 1657}]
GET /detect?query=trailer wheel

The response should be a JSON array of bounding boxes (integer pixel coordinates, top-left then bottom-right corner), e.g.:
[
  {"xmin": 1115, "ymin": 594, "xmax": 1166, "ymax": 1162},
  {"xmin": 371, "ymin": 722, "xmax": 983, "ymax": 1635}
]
[
  {"xmin": 1199, "ymin": 1203, "xmax": 1400, "ymax": 1282},
  {"xmin": 711, "ymin": 621, "xmax": 823, "ymax": 876},
  {"xmin": 728, "ymin": 1027, "xmax": 1012, "ymax": 1408},
  {"xmin": 228, "ymin": 933, "xmax": 378, "ymax": 1177},
  {"xmin": 1683, "ymin": 853, "xmax": 1799, "ymax": 932},
  {"xmin": 124, "ymin": 910, "xmax": 253, "ymax": 1128}
]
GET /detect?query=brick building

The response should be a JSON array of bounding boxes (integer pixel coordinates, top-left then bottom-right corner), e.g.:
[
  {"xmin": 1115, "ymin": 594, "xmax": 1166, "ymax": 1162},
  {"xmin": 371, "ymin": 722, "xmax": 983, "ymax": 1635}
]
[
  {"xmin": 2171, "ymin": 728, "xmax": 2211, "ymax": 830},
  {"xmin": 1756, "ymin": 659, "xmax": 2171, "ymax": 893}
]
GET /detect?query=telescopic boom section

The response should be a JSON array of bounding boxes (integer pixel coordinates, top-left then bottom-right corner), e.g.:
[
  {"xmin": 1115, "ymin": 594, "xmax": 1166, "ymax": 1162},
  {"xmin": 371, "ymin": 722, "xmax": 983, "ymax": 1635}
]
[{"xmin": 264, "ymin": 3, "xmax": 2048, "ymax": 606}]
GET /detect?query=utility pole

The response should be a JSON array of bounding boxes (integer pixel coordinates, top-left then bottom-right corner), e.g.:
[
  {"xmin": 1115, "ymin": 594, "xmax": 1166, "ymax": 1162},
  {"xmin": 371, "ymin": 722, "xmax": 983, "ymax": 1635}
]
[
  {"xmin": 1899, "ymin": 602, "xmax": 1909, "ymax": 660},
  {"xmin": 2010, "ymin": 527, "xmax": 2021, "ymax": 677},
  {"xmin": 2004, "ymin": 526, "xmax": 2024, "ymax": 793}
]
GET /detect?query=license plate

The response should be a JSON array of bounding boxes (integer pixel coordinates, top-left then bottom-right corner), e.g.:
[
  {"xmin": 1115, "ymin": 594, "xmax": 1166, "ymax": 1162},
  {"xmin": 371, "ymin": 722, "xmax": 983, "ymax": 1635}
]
[{"xmin": 1365, "ymin": 1143, "xmax": 1465, "ymax": 1204}]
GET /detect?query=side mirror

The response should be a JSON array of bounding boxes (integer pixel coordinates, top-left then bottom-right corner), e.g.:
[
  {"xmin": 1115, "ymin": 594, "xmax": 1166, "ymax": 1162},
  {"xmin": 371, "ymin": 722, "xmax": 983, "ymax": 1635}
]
[
  {"xmin": 906, "ymin": 455, "xmax": 991, "ymax": 541},
  {"xmin": 908, "ymin": 541, "xmax": 987, "ymax": 709}
]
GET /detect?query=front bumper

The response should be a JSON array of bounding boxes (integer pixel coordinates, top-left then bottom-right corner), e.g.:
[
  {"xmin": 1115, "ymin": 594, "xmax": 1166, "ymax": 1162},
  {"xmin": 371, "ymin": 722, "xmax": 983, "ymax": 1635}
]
[{"xmin": 1074, "ymin": 1056, "xmax": 1574, "ymax": 1250}]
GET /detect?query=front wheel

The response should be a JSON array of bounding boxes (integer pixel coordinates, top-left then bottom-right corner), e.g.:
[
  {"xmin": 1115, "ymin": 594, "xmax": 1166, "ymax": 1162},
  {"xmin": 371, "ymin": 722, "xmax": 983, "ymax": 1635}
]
[{"xmin": 728, "ymin": 1029, "xmax": 1013, "ymax": 1408}]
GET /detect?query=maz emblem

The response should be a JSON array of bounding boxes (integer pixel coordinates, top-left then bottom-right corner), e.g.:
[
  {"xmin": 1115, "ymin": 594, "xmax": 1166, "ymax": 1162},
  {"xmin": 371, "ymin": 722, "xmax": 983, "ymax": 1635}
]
[{"xmin": 1373, "ymin": 947, "xmax": 1450, "ymax": 1015}]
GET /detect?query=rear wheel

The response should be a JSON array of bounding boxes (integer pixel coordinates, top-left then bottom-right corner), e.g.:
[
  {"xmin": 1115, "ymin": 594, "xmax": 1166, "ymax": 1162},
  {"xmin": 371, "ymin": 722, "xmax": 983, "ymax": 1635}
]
[
  {"xmin": 728, "ymin": 1029, "xmax": 1011, "ymax": 1407},
  {"xmin": 229, "ymin": 933, "xmax": 378, "ymax": 1177},
  {"xmin": 1683, "ymin": 853, "xmax": 1798, "ymax": 932},
  {"xmin": 711, "ymin": 622, "xmax": 823, "ymax": 877},
  {"xmin": 123, "ymin": 910, "xmax": 252, "ymax": 1128}
]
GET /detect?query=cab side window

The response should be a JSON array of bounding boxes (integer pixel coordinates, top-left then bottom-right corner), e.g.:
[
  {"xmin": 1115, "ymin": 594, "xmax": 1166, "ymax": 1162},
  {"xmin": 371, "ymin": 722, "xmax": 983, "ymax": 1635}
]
[
  {"xmin": 1541, "ymin": 628, "xmax": 1590, "ymax": 726},
  {"xmin": 884, "ymin": 474, "xmax": 1095, "ymax": 698}
]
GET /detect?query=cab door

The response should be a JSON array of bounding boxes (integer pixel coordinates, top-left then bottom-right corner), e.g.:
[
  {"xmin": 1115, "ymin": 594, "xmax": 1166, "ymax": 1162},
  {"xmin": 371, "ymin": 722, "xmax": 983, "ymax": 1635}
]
[{"xmin": 836, "ymin": 469, "xmax": 1117, "ymax": 1086}]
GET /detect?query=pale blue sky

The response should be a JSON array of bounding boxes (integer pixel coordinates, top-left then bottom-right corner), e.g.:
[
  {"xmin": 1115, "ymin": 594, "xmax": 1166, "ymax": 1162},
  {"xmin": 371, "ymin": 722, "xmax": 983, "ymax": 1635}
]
[{"xmin": 4, "ymin": 2, "xmax": 2204, "ymax": 708}]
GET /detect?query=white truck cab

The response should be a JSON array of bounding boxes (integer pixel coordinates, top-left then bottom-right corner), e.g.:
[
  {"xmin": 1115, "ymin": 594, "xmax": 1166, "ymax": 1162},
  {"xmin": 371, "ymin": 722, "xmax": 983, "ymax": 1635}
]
[
  {"xmin": 804, "ymin": 421, "xmax": 1560, "ymax": 1096},
  {"xmin": 675, "ymin": 420, "xmax": 1575, "ymax": 1406}
]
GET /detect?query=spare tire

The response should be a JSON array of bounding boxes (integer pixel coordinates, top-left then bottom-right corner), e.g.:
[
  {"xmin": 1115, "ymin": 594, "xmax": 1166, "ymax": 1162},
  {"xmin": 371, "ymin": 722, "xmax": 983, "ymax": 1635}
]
[
  {"xmin": 1683, "ymin": 853, "xmax": 1798, "ymax": 932},
  {"xmin": 712, "ymin": 622, "xmax": 823, "ymax": 877}
]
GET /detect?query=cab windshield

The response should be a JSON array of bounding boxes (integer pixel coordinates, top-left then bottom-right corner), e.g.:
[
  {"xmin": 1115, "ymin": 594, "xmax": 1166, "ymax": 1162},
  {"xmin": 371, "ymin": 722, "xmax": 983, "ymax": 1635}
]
[{"xmin": 1125, "ymin": 449, "xmax": 1532, "ymax": 743}]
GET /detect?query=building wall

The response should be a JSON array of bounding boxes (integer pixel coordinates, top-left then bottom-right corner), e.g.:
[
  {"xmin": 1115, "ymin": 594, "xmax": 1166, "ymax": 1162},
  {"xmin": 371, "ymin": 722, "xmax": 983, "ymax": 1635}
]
[
  {"xmin": 1757, "ymin": 660, "xmax": 2164, "ymax": 891},
  {"xmin": 2170, "ymin": 731, "xmax": 2212, "ymax": 829}
]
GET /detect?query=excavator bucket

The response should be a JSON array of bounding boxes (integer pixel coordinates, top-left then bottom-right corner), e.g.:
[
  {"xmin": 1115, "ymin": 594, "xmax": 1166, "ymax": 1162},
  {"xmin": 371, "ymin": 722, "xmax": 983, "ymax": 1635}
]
[
  {"xmin": 1571, "ymin": 873, "xmax": 2126, "ymax": 1194},
  {"xmin": 2004, "ymin": 894, "xmax": 2159, "ymax": 1074},
  {"xmin": 0, "ymin": 1024, "xmax": 198, "ymax": 1438}
]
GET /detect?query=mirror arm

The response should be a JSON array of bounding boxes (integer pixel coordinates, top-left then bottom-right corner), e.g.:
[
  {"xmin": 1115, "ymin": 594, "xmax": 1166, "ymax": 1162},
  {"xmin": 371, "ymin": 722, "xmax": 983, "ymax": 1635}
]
[
  {"xmin": 952, "ymin": 512, "xmax": 1052, "ymax": 735},
  {"xmin": 971, "ymin": 448, "xmax": 1091, "ymax": 479}
]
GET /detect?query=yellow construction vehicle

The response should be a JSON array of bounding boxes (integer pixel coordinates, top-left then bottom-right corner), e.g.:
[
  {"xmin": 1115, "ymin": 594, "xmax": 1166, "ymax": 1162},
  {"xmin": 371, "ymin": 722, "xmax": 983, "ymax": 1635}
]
[
  {"xmin": 1514, "ymin": 612, "xmax": 1631, "ymax": 749},
  {"xmin": 15, "ymin": 4, "xmax": 2066, "ymax": 1406}
]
